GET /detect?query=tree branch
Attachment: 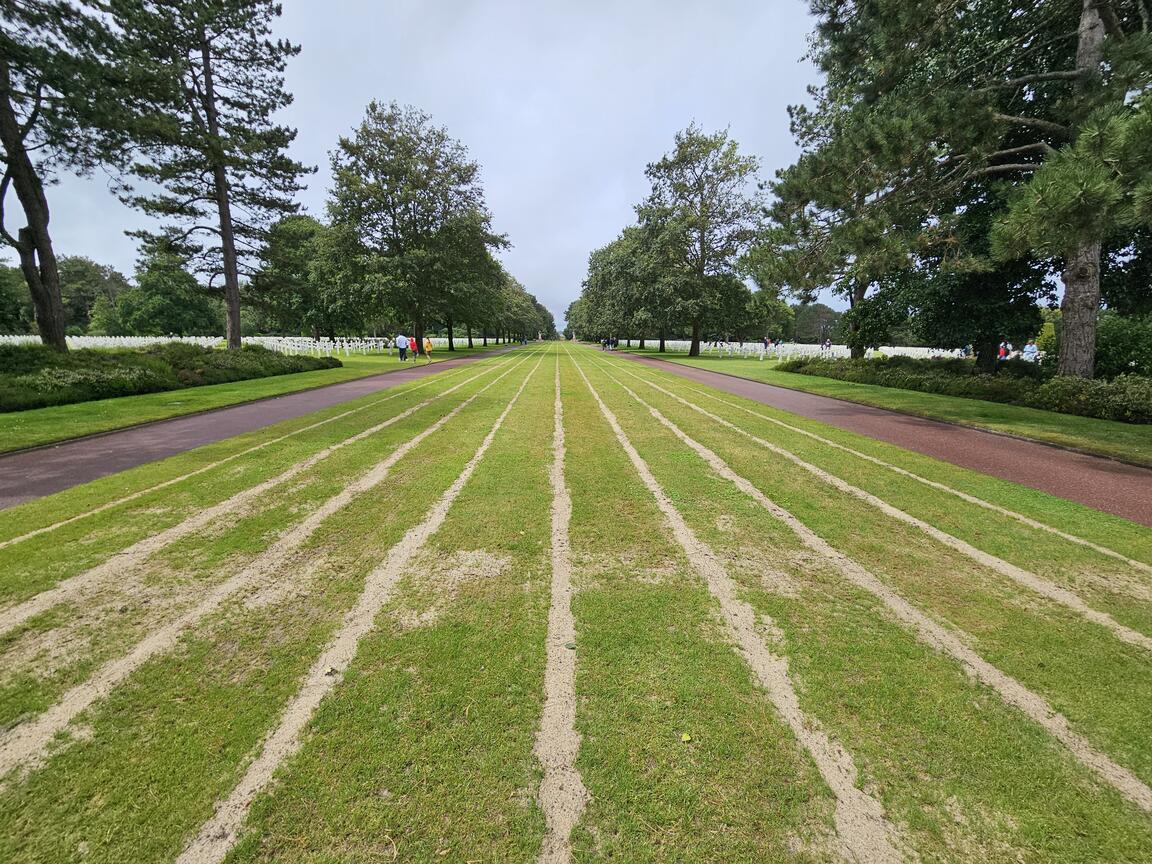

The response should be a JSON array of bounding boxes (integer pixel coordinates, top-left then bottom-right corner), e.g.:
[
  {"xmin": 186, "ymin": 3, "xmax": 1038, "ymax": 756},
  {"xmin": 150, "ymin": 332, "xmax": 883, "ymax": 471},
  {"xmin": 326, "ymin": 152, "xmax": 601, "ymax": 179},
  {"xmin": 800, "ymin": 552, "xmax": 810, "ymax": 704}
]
[
  {"xmin": 16, "ymin": 82, "xmax": 43, "ymax": 143},
  {"xmin": 992, "ymin": 113, "xmax": 1073, "ymax": 138},
  {"xmin": 967, "ymin": 163, "xmax": 1041, "ymax": 178},
  {"xmin": 988, "ymin": 142, "xmax": 1056, "ymax": 159},
  {"xmin": 0, "ymin": 165, "xmax": 21, "ymax": 249},
  {"xmin": 978, "ymin": 70, "xmax": 1081, "ymax": 91}
]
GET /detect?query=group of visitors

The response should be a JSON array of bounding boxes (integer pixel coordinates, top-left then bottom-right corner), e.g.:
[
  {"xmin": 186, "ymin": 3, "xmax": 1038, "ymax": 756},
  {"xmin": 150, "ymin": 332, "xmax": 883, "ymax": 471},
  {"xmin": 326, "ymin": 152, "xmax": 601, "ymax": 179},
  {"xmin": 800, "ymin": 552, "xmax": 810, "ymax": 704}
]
[
  {"xmin": 599, "ymin": 337, "xmax": 619, "ymax": 350},
  {"xmin": 997, "ymin": 339, "xmax": 1040, "ymax": 363},
  {"xmin": 393, "ymin": 333, "xmax": 433, "ymax": 363}
]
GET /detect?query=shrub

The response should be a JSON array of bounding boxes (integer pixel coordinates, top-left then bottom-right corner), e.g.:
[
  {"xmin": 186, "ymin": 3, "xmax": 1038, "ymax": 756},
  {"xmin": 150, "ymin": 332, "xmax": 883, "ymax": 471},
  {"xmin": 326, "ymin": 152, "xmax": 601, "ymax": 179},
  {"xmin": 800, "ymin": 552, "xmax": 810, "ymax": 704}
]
[
  {"xmin": 0, "ymin": 342, "xmax": 341, "ymax": 412},
  {"xmin": 778, "ymin": 355, "xmax": 1151, "ymax": 424}
]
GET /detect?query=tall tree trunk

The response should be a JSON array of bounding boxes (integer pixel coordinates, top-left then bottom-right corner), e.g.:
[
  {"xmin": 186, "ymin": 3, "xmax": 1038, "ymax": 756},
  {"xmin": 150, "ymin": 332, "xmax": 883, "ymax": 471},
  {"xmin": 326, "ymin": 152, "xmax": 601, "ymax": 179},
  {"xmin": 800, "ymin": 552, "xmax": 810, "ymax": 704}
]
[
  {"xmin": 974, "ymin": 339, "xmax": 999, "ymax": 373},
  {"xmin": 1058, "ymin": 239, "xmax": 1102, "ymax": 377},
  {"xmin": 413, "ymin": 316, "xmax": 425, "ymax": 356},
  {"xmin": 446, "ymin": 315, "xmax": 455, "ymax": 351},
  {"xmin": 659, "ymin": 327, "xmax": 666, "ymax": 353},
  {"xmin": 482, "ymin": 330, "xmax": 488, "ymax": 346},
  {"xmin": 688, "ymin": 318, "xmax": 702, "ymax": 357},
  {"xmin": 626, "ymin": 337, "xmax": 631, "ymax": 347},
  {"xmin": 639, "ymin": 336, "xmax": 645, "ymax": 349},
  {"xmin": 199, "ymin": 29, "xmax": 243, "ymax": 349},
  {"xmin": 467, "ymin": 323, "xmax": 474, "ymax": 348},
  {"xmin": 1055, "ymin": 0, "xmax": 1107, "ymax": 377},
  {"xmin": 0, "ymin": 61, "xmax": 68, "ymax": 351}
]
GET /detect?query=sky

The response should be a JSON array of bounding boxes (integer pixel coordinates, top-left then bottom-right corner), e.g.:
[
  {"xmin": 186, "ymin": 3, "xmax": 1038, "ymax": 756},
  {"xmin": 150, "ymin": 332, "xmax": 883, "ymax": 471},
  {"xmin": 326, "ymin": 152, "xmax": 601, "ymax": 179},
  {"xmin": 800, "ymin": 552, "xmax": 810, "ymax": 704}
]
[{"xmin": 4, "ymin": 0, "xmax": 825, "ymax": 326}]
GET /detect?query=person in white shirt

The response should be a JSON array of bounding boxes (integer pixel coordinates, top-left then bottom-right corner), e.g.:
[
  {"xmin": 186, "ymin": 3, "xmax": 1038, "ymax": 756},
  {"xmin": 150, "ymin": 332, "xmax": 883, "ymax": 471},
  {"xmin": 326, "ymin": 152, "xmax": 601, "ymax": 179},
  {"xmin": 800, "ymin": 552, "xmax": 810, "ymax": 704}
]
[{"xmin": 395, "ymin": 333, "xmax": 409, "ymax": 362}]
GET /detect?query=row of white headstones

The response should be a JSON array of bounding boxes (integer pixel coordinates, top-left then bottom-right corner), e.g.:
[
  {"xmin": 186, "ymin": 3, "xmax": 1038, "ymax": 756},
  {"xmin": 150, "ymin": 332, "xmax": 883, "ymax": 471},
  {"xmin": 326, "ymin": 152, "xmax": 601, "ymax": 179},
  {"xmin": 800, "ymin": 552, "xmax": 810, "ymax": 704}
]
[{"xmin": 0, "ymin": 333, "xmax": 966, "ymax": 360}]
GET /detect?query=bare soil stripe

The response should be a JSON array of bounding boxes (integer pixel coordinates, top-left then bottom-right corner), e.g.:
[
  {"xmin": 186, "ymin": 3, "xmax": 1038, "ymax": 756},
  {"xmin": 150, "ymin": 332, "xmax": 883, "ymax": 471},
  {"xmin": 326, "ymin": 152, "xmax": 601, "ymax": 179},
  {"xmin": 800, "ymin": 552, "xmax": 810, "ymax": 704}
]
[
  {"xmin": 533, "ymin": 358, "xmax": 589, "ymax": 864},
  {"xmin": 672, "ymin": 380, "xmax": 1151, "ymax": 575},
  {"xmin": 600, "ymin": 359, "xmax": 1152, "ymax": 655},
  {"xmin": 571, "ymin": 352, "xmax": 907, "ymax": 864},
  {"xmin": 174, "ymin": 356, "xmax": 544, "ymax": 864},
  {"xmin": 0, "ymin": 359, "xmax": 513, "ymax": 639},
  {"xmin": 594, "ymin": 359, "xmax": 1152, "ymax": 815},
  {"xmin": 0, "ymin": 359, "xmax": 495, "ymax": 552},
  {"xmin": 0, "ymin": 352, "xmax": 537, "ymax": 782}
]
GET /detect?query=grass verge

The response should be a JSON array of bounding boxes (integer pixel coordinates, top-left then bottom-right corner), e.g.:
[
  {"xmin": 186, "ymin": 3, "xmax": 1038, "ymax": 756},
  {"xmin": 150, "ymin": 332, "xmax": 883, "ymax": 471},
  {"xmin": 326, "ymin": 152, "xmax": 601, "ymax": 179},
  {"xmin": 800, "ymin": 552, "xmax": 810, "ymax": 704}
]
[
  {"xmin": 0, "ymin": 346, "xmax": 503, "ymax": 454},
  {"xmin": 630, "ymin": 350, "xmax": 1152, "ymax": 466}
]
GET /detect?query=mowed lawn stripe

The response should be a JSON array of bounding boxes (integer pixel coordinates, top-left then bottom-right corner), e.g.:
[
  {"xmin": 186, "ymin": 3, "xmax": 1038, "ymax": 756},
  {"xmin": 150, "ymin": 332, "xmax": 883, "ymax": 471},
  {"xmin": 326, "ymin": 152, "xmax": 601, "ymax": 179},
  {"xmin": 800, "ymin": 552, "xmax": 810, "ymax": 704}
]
[
  {"xmin": 676, "ymin": 381, "xmax": 1152, "ymax": 575},
  {"xmin": 585, "ymin": 353, "xmax": 1152, "ymax": 862},
  {"xmin": 597, "ymin": 356, "xmax": 1152, "ymax": 654},
  {"xmin": 0, "ymin": 352, "xmax": 519, "ymax": 605},
  {"xmin": 560, "ymin": 352, "xmax": 836, "ymax": 861},
  {"xmin": 175, "ymin": 355, "xmax": 544, "ymax": 864},
  {"xmin": 583, "ymin": 357, "xmax": 1152, "ymax": 815},
  {"xmin": 572, "ymin": 352, "xmax": 907, "ymax": 864},
  {"xmin": 0, "ymin": 352, "xmax": 542, "ymax": 864},
  {"xmin": 534, "ymin": 358, "xmax": 589, "ymax": 864},
  {"xmin": 222, "ymin": 357, "xmax": 556, "ymax": 862},
  {"xmin": 0, "ymin": 358, "xmax": 485, "ymax": 552},
  {"xmin": 0, "ymin": 358, "xmax": 516, "ymax": 637},
  {"xmin": 0, "ymin": 351, "xmax": 536, "ymax": 781}
]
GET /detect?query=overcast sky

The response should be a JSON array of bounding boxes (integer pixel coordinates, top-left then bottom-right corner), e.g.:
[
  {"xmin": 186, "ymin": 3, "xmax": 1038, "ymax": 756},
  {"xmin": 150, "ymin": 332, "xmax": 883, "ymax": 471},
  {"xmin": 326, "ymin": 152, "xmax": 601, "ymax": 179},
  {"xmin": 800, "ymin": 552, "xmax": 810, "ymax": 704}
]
[{"xmin": 5, "ymin": 0, "xmax": 825, "ymax": 324}]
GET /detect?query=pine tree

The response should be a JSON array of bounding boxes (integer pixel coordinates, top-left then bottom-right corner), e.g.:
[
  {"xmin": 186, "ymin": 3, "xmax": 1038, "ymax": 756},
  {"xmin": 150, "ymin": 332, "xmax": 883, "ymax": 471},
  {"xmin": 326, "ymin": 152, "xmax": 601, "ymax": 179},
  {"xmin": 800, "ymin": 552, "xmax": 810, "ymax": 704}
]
[{"xmin": 115, "ymin": 0, "xmax": 312, "ymax": 348}]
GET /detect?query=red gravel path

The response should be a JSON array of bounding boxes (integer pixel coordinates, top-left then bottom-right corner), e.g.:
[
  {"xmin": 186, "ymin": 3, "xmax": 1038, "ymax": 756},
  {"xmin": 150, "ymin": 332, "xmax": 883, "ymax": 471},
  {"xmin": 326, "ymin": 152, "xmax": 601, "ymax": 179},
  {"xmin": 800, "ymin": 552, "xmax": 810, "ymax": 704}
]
[
  {"xmin": 622, "ymin": 353, "xmax": 1152, "ymax": 528},
  {"xmin": 0, "ymin": 349, "xmax": 512, "ymax": 510}
]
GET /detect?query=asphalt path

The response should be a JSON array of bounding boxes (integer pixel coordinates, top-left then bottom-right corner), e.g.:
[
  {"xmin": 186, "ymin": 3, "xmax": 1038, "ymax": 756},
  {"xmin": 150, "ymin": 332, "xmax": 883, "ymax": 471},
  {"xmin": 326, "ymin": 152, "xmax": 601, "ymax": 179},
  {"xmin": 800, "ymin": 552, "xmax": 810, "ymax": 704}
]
[
  {"xmin": 620, "ymin": 353, "xmax": 1152, "ymax": 527},
  {"xmin": 0, "ymin": 349, "xmax": 513, "ymax": 510}
]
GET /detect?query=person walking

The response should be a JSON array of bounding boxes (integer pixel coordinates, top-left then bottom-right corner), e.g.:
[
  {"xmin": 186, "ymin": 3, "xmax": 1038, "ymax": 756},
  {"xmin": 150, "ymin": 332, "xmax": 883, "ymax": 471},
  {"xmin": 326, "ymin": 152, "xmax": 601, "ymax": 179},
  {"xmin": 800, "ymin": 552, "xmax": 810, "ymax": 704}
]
[
  {"xmin": 423, "ymin": 336, "xmax": 434, "ymax": 363},
  {"xmin": 395, "ymin": 333, "xmax": 409, "ymax": 362}
]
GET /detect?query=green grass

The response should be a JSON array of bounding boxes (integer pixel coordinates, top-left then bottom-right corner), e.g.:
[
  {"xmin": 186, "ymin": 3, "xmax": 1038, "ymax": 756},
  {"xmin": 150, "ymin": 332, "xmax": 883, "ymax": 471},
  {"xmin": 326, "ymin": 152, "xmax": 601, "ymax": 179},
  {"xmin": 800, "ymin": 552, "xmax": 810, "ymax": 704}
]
[
  {"xmin": 0, "ymin": 343, "xmax": 1149, "ymax": 863},
  {"xmin": 0, "ymin": 345, "xmax": 503, "ymax": 454},
  {"xmin": 630, "ymin": 349, "xmax": 1152, "ymax": 466}
]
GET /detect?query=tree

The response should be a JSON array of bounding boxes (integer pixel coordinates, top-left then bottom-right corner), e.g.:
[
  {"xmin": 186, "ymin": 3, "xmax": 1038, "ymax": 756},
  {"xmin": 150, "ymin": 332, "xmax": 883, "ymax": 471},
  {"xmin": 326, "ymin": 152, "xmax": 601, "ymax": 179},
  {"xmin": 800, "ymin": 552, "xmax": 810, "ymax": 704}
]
[
  {"xmin": 776, "ymin": 0, "xmax": 1152, "ymax": 376},
  {"xmin": 637, "ymin": 124, "xmax": 765, "ymax": 356},
  {"xmin": 93, "ymin": 246, "xmax": 223, "ymax": 336},
  {"xmin": 792, "ymin": 302, "xmax": 842, "ymax": 344},
  {"xmin": 0, "ymin": 2, "xmax": 135, "ymax": 349},
  {"xmin": 249, "ymin": 215, "xmax": 366, "ymax": 338},
  {"xmin": 118, "ymin": 0, "xmax": 312, "ymax": 349},
  {"xmin": 57, "ymin": 256, "xmax": 131, "ymax": 332},
  {"xmin": 0, "ymin": 262, "xmax": 34, "ymax": 333},
  {"xmin": 328, "ymin": 101, "xmax": 499, "ymax": 351}
]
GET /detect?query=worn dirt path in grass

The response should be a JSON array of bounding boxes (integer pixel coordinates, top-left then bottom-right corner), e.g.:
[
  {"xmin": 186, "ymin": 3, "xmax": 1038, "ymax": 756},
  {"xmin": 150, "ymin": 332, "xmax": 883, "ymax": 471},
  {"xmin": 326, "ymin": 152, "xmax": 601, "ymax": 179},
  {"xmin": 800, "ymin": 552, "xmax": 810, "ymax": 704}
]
[
  {"xmin": 620, "ymin": 353, "xmax": 1152, "ymax": 527},
  {"xmin": 0, "ymin": 348, "xmax": 514, "ymax": 510}
]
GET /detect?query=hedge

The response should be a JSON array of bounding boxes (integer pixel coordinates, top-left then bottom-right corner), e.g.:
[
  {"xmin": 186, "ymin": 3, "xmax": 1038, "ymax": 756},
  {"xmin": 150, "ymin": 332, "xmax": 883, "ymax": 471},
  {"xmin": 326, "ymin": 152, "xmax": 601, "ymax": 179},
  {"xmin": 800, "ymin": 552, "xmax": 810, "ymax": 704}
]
[
  {"xmin": 0, "ymin": 343, "xmax": 341, "ymax": 412},
  {"xmin": 777, "ymin": 356, "xmax": 1152, "ymax": 424}
]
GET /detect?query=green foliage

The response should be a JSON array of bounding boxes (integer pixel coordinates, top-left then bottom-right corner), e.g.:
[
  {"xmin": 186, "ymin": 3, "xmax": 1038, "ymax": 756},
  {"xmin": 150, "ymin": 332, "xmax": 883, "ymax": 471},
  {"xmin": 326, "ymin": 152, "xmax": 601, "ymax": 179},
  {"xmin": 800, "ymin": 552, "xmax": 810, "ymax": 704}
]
[
  {"xmin": 0, "ymin": 265, "xmax": 35, "ymax": 334},
  {"xmin": 780, "ymin": 355, "xmax": 1151, "ymax": 423},
  {"xmin": 87, "ymin": 249, "xmax": 223, "ymax": 337},
  {"xmin": 1094, "ymin": 313, "xmax": 1152, "ymax": 379},
  {"xmin": 791, "ymin": 302, "xmax": 842, "ymax": 344},
  {"xmin": 327, "ymin": 101, "xmax": 501, "ymax": 338},
  {"xmin": 57, "ymin": 256, "xmax": 131, "ymax": 332},
  {"xmin": 0, "ymin": 343, "xmax": 339, "ymax": 412}
]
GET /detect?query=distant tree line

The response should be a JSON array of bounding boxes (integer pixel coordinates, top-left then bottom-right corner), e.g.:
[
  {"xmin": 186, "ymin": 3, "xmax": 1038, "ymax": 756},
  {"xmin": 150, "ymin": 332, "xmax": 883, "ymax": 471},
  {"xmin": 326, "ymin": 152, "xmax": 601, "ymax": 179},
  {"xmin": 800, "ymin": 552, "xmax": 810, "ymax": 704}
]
[{"xmin": 1, "ymin": 2, "xmax": 550, "ymax": 351}]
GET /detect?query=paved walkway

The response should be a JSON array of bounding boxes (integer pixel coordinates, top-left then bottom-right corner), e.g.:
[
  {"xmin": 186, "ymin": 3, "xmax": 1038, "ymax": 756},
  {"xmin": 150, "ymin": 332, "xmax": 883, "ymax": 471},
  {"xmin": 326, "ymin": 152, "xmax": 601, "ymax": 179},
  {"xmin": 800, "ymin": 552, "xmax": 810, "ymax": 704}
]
[
  {"xmin": 622, "ymin": 354, "xmax": 1152, "ymax": 527},
  {"xmin": 0, "ymin": 349, "xmax": 512, "ymax": 510}
]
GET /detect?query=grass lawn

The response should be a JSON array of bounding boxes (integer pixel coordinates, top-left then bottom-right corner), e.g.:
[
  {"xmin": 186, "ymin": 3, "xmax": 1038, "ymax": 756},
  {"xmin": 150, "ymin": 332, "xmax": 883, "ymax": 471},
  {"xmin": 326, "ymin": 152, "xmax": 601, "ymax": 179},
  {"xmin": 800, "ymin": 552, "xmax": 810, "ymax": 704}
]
[
  {"xmin": 0, "ymin": 343, "xmax": 1149, "ymax": 863},
  {"xmin": 629, "ymin": 348, "xmax": 1152, "ymax": 467},
  {"xmin": 0, "ymin": 345, "xmax": 502, "ymax": 454}
]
